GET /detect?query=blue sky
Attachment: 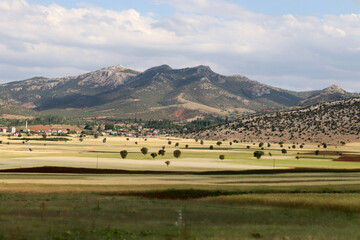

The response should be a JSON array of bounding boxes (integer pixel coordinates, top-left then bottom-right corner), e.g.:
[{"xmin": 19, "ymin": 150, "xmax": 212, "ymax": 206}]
[
  {"xmin": 27, "ymin": 0, "xmax": 360, "ymax": 16},
  {"xmin": 1, "ymin": 0, "xmax": 360, "ymax": 92}
]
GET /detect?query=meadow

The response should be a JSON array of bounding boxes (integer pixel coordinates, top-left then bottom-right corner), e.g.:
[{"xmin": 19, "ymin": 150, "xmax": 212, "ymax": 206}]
[{"xmin": 0, "ymin": 135, "xmax": 360, "ymax": 239}]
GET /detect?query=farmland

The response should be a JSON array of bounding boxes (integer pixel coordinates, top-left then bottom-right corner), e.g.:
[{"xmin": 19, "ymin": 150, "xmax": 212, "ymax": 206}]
[{"xmin": 0, "ymin": 135, "xmax": 360, "ymax": 239}]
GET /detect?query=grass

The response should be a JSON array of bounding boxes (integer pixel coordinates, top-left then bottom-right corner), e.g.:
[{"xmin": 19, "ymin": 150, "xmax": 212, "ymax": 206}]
[
  {"xmin": 0, "ymin": 136, "xmax": 359, "ymax": 239},
  {"xmin": 0, "ymin": 189, "xmax": 360, "ymax": 240}
]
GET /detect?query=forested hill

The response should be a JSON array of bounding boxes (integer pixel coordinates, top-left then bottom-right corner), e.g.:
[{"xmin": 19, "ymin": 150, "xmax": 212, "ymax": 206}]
[{"xmin": 186, "ymin": 97, "xmax": 360, "ymax": 144}]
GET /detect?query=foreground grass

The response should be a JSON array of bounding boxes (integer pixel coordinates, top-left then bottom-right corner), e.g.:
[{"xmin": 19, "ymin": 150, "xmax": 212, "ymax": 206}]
[{"xmin": 1, "ymin": 191, "xmax": 360, "ymax": 240}]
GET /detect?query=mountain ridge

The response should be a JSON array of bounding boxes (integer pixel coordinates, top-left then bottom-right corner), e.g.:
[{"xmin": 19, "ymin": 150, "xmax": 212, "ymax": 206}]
[{"xmin": 0, "ymin": 64, "xmax": 357, "ymax": 120}]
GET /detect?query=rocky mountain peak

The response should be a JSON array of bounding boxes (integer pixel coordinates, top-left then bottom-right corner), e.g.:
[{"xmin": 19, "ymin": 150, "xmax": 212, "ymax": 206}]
[
  {"xmin": 322, "ymin": 85, "xmax": 346, "ymax": 94},
  {"xmin": 144, "ymin": 65, "xmax": 172, "ymax": 73}
]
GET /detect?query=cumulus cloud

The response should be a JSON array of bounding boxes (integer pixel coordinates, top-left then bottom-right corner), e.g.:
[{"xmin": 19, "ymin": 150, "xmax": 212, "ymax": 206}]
[{"xmin": 0, "ymin": 0, "xmax": 360, "ymax": 92}]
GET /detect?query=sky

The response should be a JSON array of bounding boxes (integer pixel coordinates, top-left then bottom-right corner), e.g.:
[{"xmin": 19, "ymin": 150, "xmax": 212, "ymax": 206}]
[{"xmin": 1, "ymin": 0, "xmax": 360, "ymax": 92}]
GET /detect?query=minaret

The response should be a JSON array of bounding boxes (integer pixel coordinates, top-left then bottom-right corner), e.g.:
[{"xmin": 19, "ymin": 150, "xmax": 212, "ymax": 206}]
[{"xmin": 26, "ymin": 121, "xmax": 28, "ymax": 132}]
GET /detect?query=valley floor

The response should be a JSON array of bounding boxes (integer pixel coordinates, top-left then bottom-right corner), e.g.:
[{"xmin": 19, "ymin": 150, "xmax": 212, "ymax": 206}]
[{"xmin": 0, "ymin": 136, "xmax": 359, "ymax": 239}]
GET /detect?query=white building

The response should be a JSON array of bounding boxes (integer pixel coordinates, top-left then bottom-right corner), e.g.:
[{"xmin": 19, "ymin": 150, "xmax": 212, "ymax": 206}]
[
  {"xmin": 8, "ymin": 127, "xmax": 16, "ymax": 133},
  {"xmin": 0, "ymin": 128, "xmax": 7, "ymax": 133}
]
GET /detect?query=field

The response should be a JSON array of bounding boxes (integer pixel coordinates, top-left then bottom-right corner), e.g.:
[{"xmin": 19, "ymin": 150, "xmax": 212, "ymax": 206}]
[{"xmin": 0, "ymin": 135, "xmax": 360, "ymax": 239}]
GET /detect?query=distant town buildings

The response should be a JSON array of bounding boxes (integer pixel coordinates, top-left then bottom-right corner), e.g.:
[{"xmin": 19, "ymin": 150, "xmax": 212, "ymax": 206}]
[{"xmin": 8, "ymin": 127, "xmax": 16, "ymax": 133}]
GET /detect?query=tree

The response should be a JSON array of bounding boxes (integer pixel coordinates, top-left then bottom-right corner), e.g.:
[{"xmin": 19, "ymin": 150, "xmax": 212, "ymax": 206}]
[
  {"xmin": 209, "ymin": 145, "xmax": 214, "ymax": 150},
  {"xmin": 158, "ymin": 149, "xmax": 166, "ymax": 156},
  {"xmin": 267, "ymin": 143, "xmax": 271, "ymax": 147},
  {"xmin": 296, "ymin": 156, "xmax": 300, "ymax": 160},
  {"xmin": 103, "ymin": 138, "xmax": 107, "ymax": 143},
  {"xmin": 168, "ymin": 141, "xmax": 172, "ymax": 145},
  {"xmin": 268, "ymin": 152, "xmax": 272, "ymax": 157},
  {"xmin": 165, "ymin": 160, "xmax": 170, "ymax": 166},
  {"xmin": 120, "ymin": 150, "xmax": 128, "ymax": 159},
  {"xmin": 141, "ymin": 147, "xmax": 148, "ymax": 156},
  {"xmin": 200, "ymin": 140, "xmax": 204, "ymax": 145},
  {"xmin": 173, "ymin": 150, "xmax": 181, "ymax": 159},
  {"xmin": 292, "ymin": 145, "xmax": 296, "ymax": 149},
  {"xmin": 315, "ymin": 150, "xmax": 320, "ymax": 155},
  {"xmin": 162, "ymin": 146, "xmax": 165, "ymax": 150},
  {"xmin": 175, "ymin": 143, "xmax": 179, "ymax": 147},
  {"xmin": 185, "ymin": 144, "xmax": 189, "ymax": 149},
  {"xmin": 219, "ymin": 155, "xmax": 225, "ymax": 161},
  {"xmin": 216, "ymin": 141, "xmax": 222, "ymax": 146},
  {"xmin": 229, "ymin": 142, "xmax": 232, "ymax": 146},
  {"xmin": 259, "ymin": 142, "xmax": 264, "ymax": 148},
  {"xmin": 281, "ymin": 149, "xmax": 287, "ymax": 154},
  {"xmin": 94, "ymin": 134, "xmax": 99, "ymax": 139},
  {"xmin": 150, "ymin": 153, "xmax": 158, "ymax": 159},
  {"xmin": 322, "ymin": 143, "xmax": 328, "ymax": 149},
  {"xmin": 300, "ymin": 145, "xmax": 304, "ymax": 149},
  {"xmin": 253, "ymin": 151, "xmax": 264, "ymax": 159}
]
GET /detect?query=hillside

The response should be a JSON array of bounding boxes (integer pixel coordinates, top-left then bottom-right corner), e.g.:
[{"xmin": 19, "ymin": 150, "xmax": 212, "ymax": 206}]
[
  {"xmin": 0, "ymin": 65, "xmax": 140, "ymax": 110},
  {"xmin": 0, "ymin": 99, "xmax": 36, "ymax": 119},
  {"xmin": 187, "ymin": 98, "xmax": 360, "ymax": 144},
  {"xmin": 0, "ymin": 64, "xmax": 358, "ymax": 120}
]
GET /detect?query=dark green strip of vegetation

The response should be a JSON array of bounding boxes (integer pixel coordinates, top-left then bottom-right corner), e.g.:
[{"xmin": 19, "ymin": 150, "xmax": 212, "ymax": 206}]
[
  {"xmin": 9, "ymin": 137, "xmax": 71, "ymax": 142},
  {"xmin": 107, "ymin": 188, "xmax": 360, "ymax": 200}
]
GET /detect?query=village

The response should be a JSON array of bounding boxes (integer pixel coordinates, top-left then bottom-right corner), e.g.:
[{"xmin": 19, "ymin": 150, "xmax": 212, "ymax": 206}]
[{"xmin": 0, "ymin": 123, "xmax": 178, "ymax": 138}]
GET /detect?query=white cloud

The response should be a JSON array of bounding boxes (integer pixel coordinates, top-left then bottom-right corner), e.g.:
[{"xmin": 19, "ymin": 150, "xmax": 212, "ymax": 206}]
[{"xmin": 0, "ymin": 0, "xmax": 360, "ymax": 92}]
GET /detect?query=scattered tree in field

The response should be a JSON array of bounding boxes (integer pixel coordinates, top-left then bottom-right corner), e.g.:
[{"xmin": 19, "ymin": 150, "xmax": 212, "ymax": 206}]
[
  {"xmin": 175, "ymin": 142, "xmax": 179, "ymax": 147},
  {"xmin": 254, "ymin": 151, "xmax": 265, "ymax": 159},
  {"xmin": 281, "ymin": 149, "xmax": 287, "ymax": 154},
  {"xmin": 292, "ymin": 145, "xmax": 296, "ymax": 149},
  {"xmin": 126, "ymin": 138, "xmax": 129, "ymax": 141},
  {"xmin": 165, "ymin": 160, "xmax": 170, "ymax": 166},
  {"xmin": 29, "ymin": 148, "xmax": 33, "ymax": 151},
  {"xmin": 94, "ymin": 134, "xmax": 99, "ymax": 139},
  {"xmin": 267, "ymin": 143, "xmax": 271, "ymax": 147},
  {"xmin": 300, "ymin": 145, "xmax": 304, "ymax": 149},
  {"xmin": 79, "ymin": 138, "xmax": 84, "ymax": 142},
  {"xmin": 150, "ymin": 153, "xmax": 158, "ymax": 159},
  {"xmin": 259, "ymin": 142, "xmax": 264, "ymax": 148},
  {"xmin": 280, "ymin": 144, "xmax": 283, "ymax": 148},
  {"xmin": 209, "ymin": 145, "xmax": 214, "ymax": 150},
  {"xmin": 229, "ymin": 142, "xmax": 232, "ymax": 146},
  {"xmin": 315, "ymin": 150, "xmax": 320, "ymax": 155},
  {"xmin": 162, "ymin": 146, "xmax": 165, "ymax": 150},
  {"xmin": 216, "ymin": 141, "xmax": 222, "ymax": 146},
  {"xmin": 200, "ymin": 140, "xmax": 204, "ymax": 145},
  {"xmin": 268, "ymin": 152, "xmax": 272, "ymax": 157},
  {"xmin": 158, "ymin": 149, "xmax": 166, "ymax": 156},
  {"xmin": 120, "ymin": 150, "xmax": 128, "ymax": 159},
  {"xmin": 141, "ymin": 147, "xmax": 148, "ymax": 156},
  {"xmin": 195, "ymin": 138, "xmax": 199, "ymax": 142},
  {"xmin": 246, "ymin": 146, "xmax": 250, "ymax": 149},
  {"xmin": 168, "ymin": 141, "xmax": 172, "ymax": 145},
  {"xmin": 219, "ymin": 155, "xmax": 225, "ymax": 160},
  {"xmin": 322, "ymin": 143, "xmax": 328, "ymax": 148},
  {"xmin": 173, "ymin": 150, "xmax": 181, "ymax": 159},
  {"xmin": 296, "ymin": 156, "xmax": 300, "ymax": 160},
  {"xmin": 103, "ymin": 138, "xmax": 107, "ymax": 143},
  {"xmin": 135, "ymin": 142, "xmax": 138, "ymax": 145},
  {"xmin": 185, "ymin": 144, "xmax": 189, "ymax": 149}
]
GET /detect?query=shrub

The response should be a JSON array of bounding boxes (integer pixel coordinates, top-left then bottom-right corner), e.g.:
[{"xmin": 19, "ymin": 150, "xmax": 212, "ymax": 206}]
[
  {"xmin": 120, "ymin": 150, "xmax": 128, "ymax": 159},
  {"xmin": 141, "ymin": 147, "xmax": 148, "ymax": 156},
  {"xmin": 173, "ymin": 150, "xmax": 181, "ymax": 159}
]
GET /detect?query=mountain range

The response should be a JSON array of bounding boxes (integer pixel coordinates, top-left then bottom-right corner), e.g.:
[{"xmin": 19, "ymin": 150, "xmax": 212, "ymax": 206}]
[{"xmin": 0, "ymin": 65, "xmax": 358, "ymax": 120}]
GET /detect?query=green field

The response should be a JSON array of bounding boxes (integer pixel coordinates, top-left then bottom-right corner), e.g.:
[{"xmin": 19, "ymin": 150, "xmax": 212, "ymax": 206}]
[{"xmin": 0, "ymin": 135, "xmax": 359, "ymax": 239}]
